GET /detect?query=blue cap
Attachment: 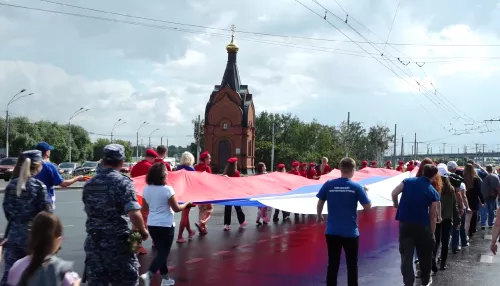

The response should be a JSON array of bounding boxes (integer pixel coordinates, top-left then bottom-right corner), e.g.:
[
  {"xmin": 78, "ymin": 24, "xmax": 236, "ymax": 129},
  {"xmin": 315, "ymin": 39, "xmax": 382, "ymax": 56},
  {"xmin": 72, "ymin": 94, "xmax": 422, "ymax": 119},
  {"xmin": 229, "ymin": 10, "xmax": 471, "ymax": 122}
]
[
  {"xmin": 35, "ymin": 142, "xmax": 54, "ymax": 152},
  {"xmin": 103, "ymin": 144, "xmax": 126, "ymax": 161},
  {"xmin": 22, "ymin": 150, "xmax": 43, "ymax": 163}
]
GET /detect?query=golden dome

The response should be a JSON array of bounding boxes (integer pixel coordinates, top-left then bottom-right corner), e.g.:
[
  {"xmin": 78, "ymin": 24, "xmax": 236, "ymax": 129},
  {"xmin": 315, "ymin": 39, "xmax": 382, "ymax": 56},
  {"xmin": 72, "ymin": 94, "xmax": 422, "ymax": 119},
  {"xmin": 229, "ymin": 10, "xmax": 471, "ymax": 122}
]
[{"xmin": 226, "ymin": 36, "xmax": 239, "ymax": 53}]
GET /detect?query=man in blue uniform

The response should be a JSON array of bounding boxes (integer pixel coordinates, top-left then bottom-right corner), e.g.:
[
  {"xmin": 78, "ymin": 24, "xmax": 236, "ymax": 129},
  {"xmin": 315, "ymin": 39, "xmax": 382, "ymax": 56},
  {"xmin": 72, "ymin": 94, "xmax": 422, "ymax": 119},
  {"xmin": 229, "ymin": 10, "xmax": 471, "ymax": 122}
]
[{"xmin": 82, "ymin": 144, "xmax": 149, "ymax": 285}]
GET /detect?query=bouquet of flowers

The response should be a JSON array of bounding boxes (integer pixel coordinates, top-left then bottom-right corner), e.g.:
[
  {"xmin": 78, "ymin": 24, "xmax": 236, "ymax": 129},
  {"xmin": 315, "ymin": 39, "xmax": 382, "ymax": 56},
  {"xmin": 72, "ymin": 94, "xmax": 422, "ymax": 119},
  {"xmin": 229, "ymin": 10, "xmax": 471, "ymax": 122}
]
[{"xmin": 128, "ymin": 231, "xmax": 143, "ymax": 253}]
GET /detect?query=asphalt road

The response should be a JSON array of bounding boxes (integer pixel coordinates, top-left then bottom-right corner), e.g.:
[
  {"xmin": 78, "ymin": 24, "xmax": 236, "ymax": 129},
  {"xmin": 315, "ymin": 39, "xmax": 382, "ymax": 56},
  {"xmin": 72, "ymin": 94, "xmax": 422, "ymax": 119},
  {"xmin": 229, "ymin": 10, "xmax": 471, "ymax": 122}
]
[{"xmin": 0, "ymin": 190, "xmax": 499, "ymax": 285}]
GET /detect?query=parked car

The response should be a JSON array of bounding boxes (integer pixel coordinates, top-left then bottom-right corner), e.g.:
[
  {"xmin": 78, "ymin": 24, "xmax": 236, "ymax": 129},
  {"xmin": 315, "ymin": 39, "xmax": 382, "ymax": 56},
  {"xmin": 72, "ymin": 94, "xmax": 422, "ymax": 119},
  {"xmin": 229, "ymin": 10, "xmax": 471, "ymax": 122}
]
[
  {"xmin": 73, "ymin": 161, "xmax": 100, "ymax": 176},
  {"xmin": 0, "ymin": 157, "xmax": 18, "ymax": 181},
  {"xmin": 120, "ymin": 163, "xmax": 134, "ymax": 173},
  {"xmin": 58, "ymin": 162, "xmax": 80, "ymax": 175}
]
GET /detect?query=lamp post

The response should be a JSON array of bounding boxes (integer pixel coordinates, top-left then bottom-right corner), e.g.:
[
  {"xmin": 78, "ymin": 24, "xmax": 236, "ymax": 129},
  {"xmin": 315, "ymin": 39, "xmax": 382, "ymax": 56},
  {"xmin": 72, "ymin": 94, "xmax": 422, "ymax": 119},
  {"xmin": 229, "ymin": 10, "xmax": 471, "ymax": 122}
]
[
  {"xmin": 149, "ymin": 128, "xmax": 159, "ymax": 148},
  {"xmin": 136, "ymin": 122, "xmax": 148, "ymax": 161},
  {"xmin": 68, "ymin": 107, "xmax": 89, "ymax": 162},
  {"xmin": 5, "ymin": 89, "xmax": 33, "ymax": 157},
  {"xmin": 111, "ymin": 119, "xmax": 126, "ymax": 143}
]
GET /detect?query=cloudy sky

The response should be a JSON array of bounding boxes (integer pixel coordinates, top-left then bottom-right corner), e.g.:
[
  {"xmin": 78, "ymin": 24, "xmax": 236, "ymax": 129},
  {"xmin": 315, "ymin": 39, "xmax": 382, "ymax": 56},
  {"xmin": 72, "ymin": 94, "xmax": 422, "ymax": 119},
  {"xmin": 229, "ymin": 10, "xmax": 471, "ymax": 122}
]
[{"xmin": 1, "ymin": 0, "xmax": 500, "ymax": 154}]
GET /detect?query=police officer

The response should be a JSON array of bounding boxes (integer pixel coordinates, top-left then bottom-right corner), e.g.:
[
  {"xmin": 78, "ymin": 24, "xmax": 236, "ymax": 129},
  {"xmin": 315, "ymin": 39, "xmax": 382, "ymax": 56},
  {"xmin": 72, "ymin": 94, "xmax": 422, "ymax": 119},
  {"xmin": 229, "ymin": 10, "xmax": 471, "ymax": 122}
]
[
  {"xmin": 1, "ymin": 150, "xmax": 53, "ymax": 286},
  {"xmin": 82, "ymin": 144, "xmax": 149, "ymax": 285}
]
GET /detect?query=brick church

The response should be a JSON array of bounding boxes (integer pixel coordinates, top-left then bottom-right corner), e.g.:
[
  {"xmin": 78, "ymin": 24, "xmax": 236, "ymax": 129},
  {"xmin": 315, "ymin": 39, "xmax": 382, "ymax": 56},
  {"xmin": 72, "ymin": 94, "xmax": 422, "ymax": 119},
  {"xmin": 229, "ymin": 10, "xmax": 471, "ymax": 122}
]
[{"xmin": 203, "ymin": 33, "xmax": 256, "ymax": 174}]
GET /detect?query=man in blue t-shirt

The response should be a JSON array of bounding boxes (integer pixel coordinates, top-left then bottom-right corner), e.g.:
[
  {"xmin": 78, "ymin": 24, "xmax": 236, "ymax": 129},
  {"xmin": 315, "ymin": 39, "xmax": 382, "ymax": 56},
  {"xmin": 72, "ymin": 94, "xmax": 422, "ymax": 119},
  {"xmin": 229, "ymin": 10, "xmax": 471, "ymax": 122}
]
[
  {"xmin": 316, "ymin": 157, "xmax": 371, "ymax": 286},
  {"xmin": 391, "ymin": 164, "xmax": 440, "ymax": 286},
  {"xmin": 35, "ymin": 142, "xmax": 84, "ymax": 209}
]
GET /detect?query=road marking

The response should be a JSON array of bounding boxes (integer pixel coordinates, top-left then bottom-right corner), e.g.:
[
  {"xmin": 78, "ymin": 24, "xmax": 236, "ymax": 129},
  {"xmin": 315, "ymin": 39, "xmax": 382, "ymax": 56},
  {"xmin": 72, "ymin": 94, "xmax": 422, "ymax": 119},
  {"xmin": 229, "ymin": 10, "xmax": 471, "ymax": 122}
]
[
  {"xmin": 480, "ymin": 255, "xmax": 493, "ymax": 263},
  {"xmin": 185, "ymin": 258, "xmax": 204, "ymax": 264},
  {"xmin": 257, "ymin": 239, "xmax": 269, "ymax": 243},
  {"xmin": 213, "ymin": 251, "xmax": 230, "ymax": 256},
  {"xmin": 485, "ymin": 234, "xmax": 493, "ymax": 240},
  {"xmin": 236, "ymin": 244, "xmax": 252, "ymax": 249}
]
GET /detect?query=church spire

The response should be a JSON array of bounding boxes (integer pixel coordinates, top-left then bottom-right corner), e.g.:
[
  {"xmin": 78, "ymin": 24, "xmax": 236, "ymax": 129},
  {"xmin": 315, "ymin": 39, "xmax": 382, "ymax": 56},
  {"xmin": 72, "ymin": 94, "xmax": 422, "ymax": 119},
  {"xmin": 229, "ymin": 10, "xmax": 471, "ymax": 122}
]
[{"xmin": 221, "ymin": 24, "xmax": 241, "ymax": 92}]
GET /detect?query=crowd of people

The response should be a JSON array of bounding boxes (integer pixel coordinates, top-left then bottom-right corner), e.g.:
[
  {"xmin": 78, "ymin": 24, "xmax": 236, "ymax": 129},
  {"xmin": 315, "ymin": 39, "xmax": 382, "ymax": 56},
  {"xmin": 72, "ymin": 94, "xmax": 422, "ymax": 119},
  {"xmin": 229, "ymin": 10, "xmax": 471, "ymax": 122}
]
[{"xmin": 2, "ymin": 139, "xmax": 500, "ymax": 286}]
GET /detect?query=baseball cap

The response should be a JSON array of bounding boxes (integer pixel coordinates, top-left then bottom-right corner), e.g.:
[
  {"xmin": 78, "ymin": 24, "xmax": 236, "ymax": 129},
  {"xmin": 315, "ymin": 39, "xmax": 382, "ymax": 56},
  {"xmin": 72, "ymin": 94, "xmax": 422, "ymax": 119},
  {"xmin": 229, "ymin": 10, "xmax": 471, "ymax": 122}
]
[
  {"xmin": 447, "ymin": 161, "xmax": 458, "ymax": 170},
  {"xmin": 437, "ymin": 163, "xmax": 449, "ymax": 177},
  {"xmin": 35, "ymin": 142, "xmax": 54, "ymax": 152},
  {"xmin": 102, "ymin": 144, "xmax": 126, "ymax": 161},
  {"xmin": 145, "ymin": 149, "xmax": 159, "ymax": 158}
]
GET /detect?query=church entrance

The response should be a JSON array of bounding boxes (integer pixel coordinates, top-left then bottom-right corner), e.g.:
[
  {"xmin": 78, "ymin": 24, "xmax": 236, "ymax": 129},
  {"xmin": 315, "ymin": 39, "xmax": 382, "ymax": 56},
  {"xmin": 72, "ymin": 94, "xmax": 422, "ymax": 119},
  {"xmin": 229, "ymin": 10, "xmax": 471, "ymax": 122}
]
[{"xmin": 218, "ymin": 139, "xmax": 232, "ymax": 171}]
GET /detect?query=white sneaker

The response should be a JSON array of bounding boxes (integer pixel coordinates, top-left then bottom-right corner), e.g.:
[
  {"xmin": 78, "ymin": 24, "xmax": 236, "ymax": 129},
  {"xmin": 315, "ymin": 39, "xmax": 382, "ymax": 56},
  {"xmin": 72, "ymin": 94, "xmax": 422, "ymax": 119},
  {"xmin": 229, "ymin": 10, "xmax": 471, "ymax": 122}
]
[
  {"xmin": 161, "ymin": 276, "xmax": 175, "ymax": 285},
  {"xmin": 239, "ymin": 221, "xmax": 247, "ymax": 229},
  {"xmin": 140, "ymin": 272, "xmax": 151, "ymax": 286},
  {"xmin": 224, "ymin": 225, "xmax": 231, "ymax": 231}
]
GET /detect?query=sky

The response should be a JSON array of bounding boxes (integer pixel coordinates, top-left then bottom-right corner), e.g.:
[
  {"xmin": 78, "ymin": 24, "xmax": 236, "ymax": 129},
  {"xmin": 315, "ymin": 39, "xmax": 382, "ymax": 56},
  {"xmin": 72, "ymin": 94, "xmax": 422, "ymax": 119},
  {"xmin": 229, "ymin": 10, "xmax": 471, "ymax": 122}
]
[{"xmin": 1, "ymin": 0, "xmax": 500, "ymax": 155}]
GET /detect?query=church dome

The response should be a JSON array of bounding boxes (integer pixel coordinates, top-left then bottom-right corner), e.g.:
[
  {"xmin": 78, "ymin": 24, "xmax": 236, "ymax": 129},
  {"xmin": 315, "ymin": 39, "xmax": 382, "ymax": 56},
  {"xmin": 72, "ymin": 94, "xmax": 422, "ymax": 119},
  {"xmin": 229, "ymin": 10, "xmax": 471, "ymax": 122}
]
[{"xmin": 226, "ymin": 36, "xmax": 239, "ymax": 53}]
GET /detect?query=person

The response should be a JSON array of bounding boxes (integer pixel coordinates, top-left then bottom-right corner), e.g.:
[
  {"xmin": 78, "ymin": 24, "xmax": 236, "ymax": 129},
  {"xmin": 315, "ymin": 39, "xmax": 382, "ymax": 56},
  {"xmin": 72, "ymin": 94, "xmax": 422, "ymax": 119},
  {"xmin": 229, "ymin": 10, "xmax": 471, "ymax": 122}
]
[
  {"xmin": 447, "ymin": 161, "xmax": 463, "ymax": 177},
  {"xmin": 299, "ymin": 163, "xmax": 308, "ymax": 177},
  {"xmin": 480, "ymin": 165, "xmax": 500, "ymax": 230},
  {"xmin": 448, "ymin": 162, "xmax": 470, "ymax": 252},
  {"xmin": 307, "ymin": 162, "xmax": 317, "ymax": 179},
  {"xmin": 34, "ymin": 142, "xmax": 84, "ymax": 209},
  {"xmin": 359, "ymin": 160, "xmax": 368, "ymax": 170},
  {"xmin": 406, "ymin": 161, "xmax": 415, "ymax": 172},
  {"xmin": 385, "ymin": 160, "xmax": 392, "ymax": 170},
  {"xmin": 391, "ymin": 164, "xmax": 440, "ymax": 286},
  {"xmin": 222, "ymin": 157, "xmax": 247, "ymax": 231},
  {"xmin": 316, "ymin": 157, "xmax": 371, "ymax": 286},
  {"xmin": 370, "ymin": 160, "xmax": 377, "ymax": 168},
  {"xmin": 154, "ymin": 145, "xmax": 172, "ymax": 171},
  {"xmin": 82, "ymin": 144, "xmax": 148, "ymax": 286},
  {"xmin": 140, "ymin": 163, "xmax": 192, "ymax": 286},
  {"xmin": 7, "ymin": 211, "xmax": 80, "ymax": 286},
  {"xmin": 1, "ymin": 150, "xmax": 53, "ymax": 286},
  {"xmin": 255, "ymin": 162, "xmax": 272, "ymax": 225},
  {"xmin": 289, "ymin": 161, "xmax": 300, "ymax": 175},
  {"xmin": 276, "ymin": 164, "xmax": 286, "ymax": 172},
  {"xmin": 319, "ymin": 157, "xmax": 331, "ymax": 175},
  {"xmin": 432, "ymin": 164, "xmax": 460, "ymax": 273},
  {"xmin": 175, "ymin": 152, "xmax": 197, "ymax": 243},
  {"xmin": 463, "ymin": 163, "xmax": 484, "ymax": 238},
  {"xmin": 273, "ymin": 163, "xmax": 289, "ymax": 222},
  {"xmin": 193, "ymin": 151, "xmax": 213, "ymax": 235},
  {"xmin": 396, "ymin": 160, "xmax": 405, "ymax": 172}
]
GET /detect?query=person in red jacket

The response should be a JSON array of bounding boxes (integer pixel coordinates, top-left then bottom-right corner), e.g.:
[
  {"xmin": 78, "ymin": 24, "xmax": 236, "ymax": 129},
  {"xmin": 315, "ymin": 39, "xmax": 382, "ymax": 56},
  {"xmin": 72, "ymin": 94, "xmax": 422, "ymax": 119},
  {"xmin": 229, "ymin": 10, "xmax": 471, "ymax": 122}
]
[
  {"xmin": 193, "ymin": 151, "xmax": 212, "ymax": 235},
  {"xmin": 406, "ymin": 160, "xmax": 415, "ymax": 172},
  {"xmin": 319, "ymin": 157, "xmax": 331, "ymax": 175},
  {"xmin": 130, "ymin": 148, "xmax": 158, "ymax": 255},
  {"xmin": 396, "ymin": 160, "xmax": 405, "ymax": 172},
  {"xmin": 289, "ymin": 161, "xmax": 300, "ymax": 175},
  {"xmin": 277, "ymin": 164, "xmax": 286, "ymax": 172},
  {"xmin": 370, "ymin": 160, "xmax": 377, "ymax": 168},
  {"xmin": 360, "ymin": 160, "xmax": 368, "ymax": 170},
  {"xmin": 299, "ymin": 162, "xmax": 308, "ymax": 177},
  {"xmin": 385, "ymin": 160, "xmax": 392, "ymax": 169},
  {"xmin": 154, "ymin": 145, "xmax": 171, "ymax": 171},
  {"xmin": 307, "ymin": 162, "xmax": 317, "ymax": 179},
  {"xmin": 222, "ymin": 157, "xmax": 247, "ymax": 231}
]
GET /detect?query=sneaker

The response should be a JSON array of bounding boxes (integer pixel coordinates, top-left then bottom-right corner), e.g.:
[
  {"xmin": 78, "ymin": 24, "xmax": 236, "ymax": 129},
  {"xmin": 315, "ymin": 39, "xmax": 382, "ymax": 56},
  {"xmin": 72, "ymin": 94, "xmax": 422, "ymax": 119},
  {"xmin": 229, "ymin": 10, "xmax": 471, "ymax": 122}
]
[
  {"xmin": 481, "ymin": 226, "xmax": 486, "ymax": 230},
  {"xmin": 489, "ymin": 226, "xmax": 493, "ymax": 229},
  {"xmin": 256, "ymin": 221, "xmax": 262, "ymax": 226},
  {"xmin": 188, "ymin": 231, "xmax": 196, "ymax": 240},
  {"xmin": 176, "ymin": 237, "xmax": 186, "ymax": 243},
  {"xmin": 140, "ymin": 272, "xmax": 151, "ymax": 286},
  {"xmin": 161, "ymin": 275, "xmax": 175, "ymax": 285},
  {"xmin": 240, "ymin": 221, "xmax": 247, "ymax": 229},
  {"xmin": 224, "ymin": 225, "xmax": 231, "ymax": 231},
  {"xmin": 421, "ymin": 277, "xmax": 432, "ymax": 286}
]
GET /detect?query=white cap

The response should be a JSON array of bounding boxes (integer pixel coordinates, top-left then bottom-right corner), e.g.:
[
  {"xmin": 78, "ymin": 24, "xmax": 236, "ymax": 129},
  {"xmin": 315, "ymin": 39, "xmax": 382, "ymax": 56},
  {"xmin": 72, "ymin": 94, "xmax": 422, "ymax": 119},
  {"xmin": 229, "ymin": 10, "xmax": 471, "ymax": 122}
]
[
  {"xmin": 437, "ymin": 163, "xmax": 449, "ymax": 177},
  {"xmin": 459, "ymin": 182, "xmax": 466, "ymax": 190},
  {"xmin": 447, "ymin": 161, "xmax": 458, "ymax": 170}
]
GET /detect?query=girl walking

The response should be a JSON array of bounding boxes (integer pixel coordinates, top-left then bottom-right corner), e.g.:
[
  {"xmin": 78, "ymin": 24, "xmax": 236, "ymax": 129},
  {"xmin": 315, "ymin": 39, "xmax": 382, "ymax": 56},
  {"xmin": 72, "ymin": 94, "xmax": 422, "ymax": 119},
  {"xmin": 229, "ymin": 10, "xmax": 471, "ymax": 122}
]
[
  {"xmin": 255, "ymin": 162, "xmax": 271, "ymax": 225},
  {"xmin": 223, "ymin": 158, "xmax": 247, "ymax": 231}
]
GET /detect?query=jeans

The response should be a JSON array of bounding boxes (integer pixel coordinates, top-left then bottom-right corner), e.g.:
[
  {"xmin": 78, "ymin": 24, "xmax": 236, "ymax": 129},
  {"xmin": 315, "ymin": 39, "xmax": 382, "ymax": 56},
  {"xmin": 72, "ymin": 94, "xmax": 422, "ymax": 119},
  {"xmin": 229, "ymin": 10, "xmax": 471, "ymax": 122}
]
[
  {"xmin": 273, "ymin": 209, "xmax": 291, "ymax": 220},
  {"xmin": 223, "ymin": 206, "xmax": 245, "ymax": 225},
  {"xmin": 480, "ymin": 199, "xmax": 497, "ymax": 227},
  {"xmin": 399, "ymin": 222, "xmax": 435, "ymax": 286},
  {"xmin": 432, "ymin": 219, "xmax": 452, "ymax": 268},
  {"xmin": 325, "ymin": 234, "xmax": 359, "ymax": 286},
  {"xmin": 452, "ymin": 210, "xmax": 468, "ymax": 251},
  {"xmin": 148, "ymin": 226, "xmax": 175, "ymax": 275}
]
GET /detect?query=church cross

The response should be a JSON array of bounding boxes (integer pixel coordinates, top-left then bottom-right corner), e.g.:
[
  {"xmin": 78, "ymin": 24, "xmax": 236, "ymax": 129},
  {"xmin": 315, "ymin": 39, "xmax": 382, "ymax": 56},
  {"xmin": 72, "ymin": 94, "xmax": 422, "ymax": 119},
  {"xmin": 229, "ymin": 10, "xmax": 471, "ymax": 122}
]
[{"xmin": 230, "ymin": 24, "xmax": 236, "ymax": 38}]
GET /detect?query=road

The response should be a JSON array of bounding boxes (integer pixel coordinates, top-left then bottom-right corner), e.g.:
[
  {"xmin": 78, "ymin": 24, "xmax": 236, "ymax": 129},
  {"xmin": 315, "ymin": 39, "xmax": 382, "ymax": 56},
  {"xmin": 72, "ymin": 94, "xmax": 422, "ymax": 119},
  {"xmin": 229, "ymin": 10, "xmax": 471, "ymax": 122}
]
[{"xmin": 0, "ymin": 189, "xmax": 499, "ymax": 285}]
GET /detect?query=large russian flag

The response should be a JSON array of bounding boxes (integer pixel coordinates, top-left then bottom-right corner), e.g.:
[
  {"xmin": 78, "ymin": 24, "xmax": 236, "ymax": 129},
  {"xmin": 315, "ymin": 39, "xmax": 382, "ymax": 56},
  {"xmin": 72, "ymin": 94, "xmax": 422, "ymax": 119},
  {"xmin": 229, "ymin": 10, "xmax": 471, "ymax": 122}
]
[{"xmin": 132, "ymin": 168, "xmax": 413, "ymax": 214}]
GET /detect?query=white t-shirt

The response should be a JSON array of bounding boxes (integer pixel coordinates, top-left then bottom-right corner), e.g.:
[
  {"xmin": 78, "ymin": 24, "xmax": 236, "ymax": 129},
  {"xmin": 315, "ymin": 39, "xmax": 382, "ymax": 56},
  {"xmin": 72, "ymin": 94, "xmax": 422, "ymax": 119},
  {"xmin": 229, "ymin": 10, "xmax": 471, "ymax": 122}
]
[{"xmin": 143, "ymin": 185, "xmax": 176, "ymax": 227}]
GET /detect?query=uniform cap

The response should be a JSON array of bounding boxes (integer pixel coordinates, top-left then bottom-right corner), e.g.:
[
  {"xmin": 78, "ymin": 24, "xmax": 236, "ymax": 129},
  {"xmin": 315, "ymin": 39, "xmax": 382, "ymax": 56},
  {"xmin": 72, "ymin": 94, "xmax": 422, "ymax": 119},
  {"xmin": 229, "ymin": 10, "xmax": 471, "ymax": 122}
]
[
  {"xmin": 371, "ymin": 161, "xmax": 377, "ymax": 165},
  {"xmin": 228, "ymin": 157, "xmax": 238, "ymax": 163},
  {"xmin": 35, "ymin": 142, "xmax": 54, "ymax": 152},
  {"xmin": 22, "ymin": 150, "xmax": 43, "ymax": 163},
  {"xmin": 300, "ymin": 162, "xmax": 307, "ymax": 167},
  {"xmin": 309, "ymin": 162, "xmax": 316, "ymax": 166},
  {"xmin": 103, "ymin": 144, "xmax": 126, "ymax": 161},
  {"xmin": 386, "ymin": 160, "xmax": 391, "ymax": 165},
  {"xmin": 291, "ymin": 161, "xmax": 299, "ymax": 167},
  {"xmin": 200, "ymin": 151, "xmax": 210, "ymax": 161},
  {"xmin": 408, "ymin": 160, "xmax": 414, "ymax": 165},
  {"xmin": 447, "ymin": 161, "xmax": 458, "ymax": 170},
  {"xmin": 277, "ymin": 164, "xmax": 285, "ymax": 169},
  {"xmin": 361, "ymin": 160, "xmax": 368, "ymax": 165},
  {"xmin": 145, "ymin": 149, "xmax": 158, "ymax": 158},
  {"xmin": 398, "ymin": 161, "xmax": 404, "ymax": 165}
]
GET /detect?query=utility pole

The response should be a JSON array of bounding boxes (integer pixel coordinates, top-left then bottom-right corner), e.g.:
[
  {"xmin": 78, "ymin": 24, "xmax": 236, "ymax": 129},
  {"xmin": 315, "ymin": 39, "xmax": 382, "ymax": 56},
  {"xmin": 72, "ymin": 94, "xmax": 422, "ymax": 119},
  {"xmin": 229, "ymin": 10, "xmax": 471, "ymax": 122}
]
[
  {"xmin": 345, "ymin": 112, "xmax": 350, "ymax": 158},
  {"xmin": 68, "ymin": 107, "xmax": 89, "ymax": 162},
  {"xmin": 5, "ymin": 89, "xmax": 31, "ymax": 157},
  {"xmin": 443, "ymin": 143, "xmax": 446, "ymax": 156},
  {"xmin": 482, "ymin": 144, "xmax": 486, "ymax": 166},
  {"xmin": 414, "ymin": 133, "xmax": 417, "ymax": 159},
  {"xmin": 271, "ymin": 119, "xmax": 275, "ymax": 171},
  {"xmin": 196, "ymin": 115, "xmax": 201, "ymax": 163},
  {"xmin": 393, "ymin": 124, "xmax": 397, "ymax": 166},
  {"xmin": 136, "ymin": 121, "xmax": 148, "ymax": 162},
  {"xmin": 400, "ymin": 136, "xmax": 404, "ymax": 157}
]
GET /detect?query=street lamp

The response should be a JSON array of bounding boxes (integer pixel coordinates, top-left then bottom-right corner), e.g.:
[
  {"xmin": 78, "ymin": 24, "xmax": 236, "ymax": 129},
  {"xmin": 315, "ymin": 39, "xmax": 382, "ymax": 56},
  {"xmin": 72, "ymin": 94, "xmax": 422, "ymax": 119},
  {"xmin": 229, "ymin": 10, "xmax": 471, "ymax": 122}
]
[
  {"xmin": 136, "ymin": 121, "xmax": 148, "ymax": 161},
  {"xmin": 5, "ymin": 89, "xmax": 33, "ymax": 157},
  {"xmin": 111, "ymin": 119, "xmax": 126, "ymax": 143},
  {"xmin": 149, "ymin": 128, "xmax": 159, "ymax": 148},
  {"xmin": 68, "ymin": 107, "xmax": 90, "ymax": 162}
]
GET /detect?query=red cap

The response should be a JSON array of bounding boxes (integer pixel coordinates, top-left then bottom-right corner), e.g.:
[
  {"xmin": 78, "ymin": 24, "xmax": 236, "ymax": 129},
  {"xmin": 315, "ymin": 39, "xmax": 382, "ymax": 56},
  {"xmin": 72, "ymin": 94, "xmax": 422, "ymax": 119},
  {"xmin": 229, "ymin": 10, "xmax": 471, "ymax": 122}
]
[
  {"xmin": 228, "ymin": 157, "xmax": 238, "ymax": 163},
  {"xmin": 199, "ymin": 151, "xmax": 210, "ymax": 161},
  {"xmin": 277, "ymin": 164, "xmax": 285, "ymax": 169},
  {"xmin": 386, "ymin": 160, "xmax": 391, "ymax": 165},
  {"xmin": 362, "ymin": 160, "xmax": 368, "ymax": 165},
  {"xmin": 291, "ymin": 161, "xmax": 299, "ymax": 167},
  {"xmin": 145, "ymin": 149, "xmax": 158, "ymax": 158},
  {"xmin": 300, "ymin": 162, "xmax": 307, "ymax": 167},
  {"xmin": 309, "ymin": 162, "xmax": 316, "ymax": 166},
  {"xmin": 398, "ymin": 161, "xmax": 404, "ymax": 165},
  {"xmin": 371, "ymin": 160, "xmax": 377, "ymax": 165},
  {"xmin": 408, "ymin": 160, "xmax": 414, "ymax": 165}
]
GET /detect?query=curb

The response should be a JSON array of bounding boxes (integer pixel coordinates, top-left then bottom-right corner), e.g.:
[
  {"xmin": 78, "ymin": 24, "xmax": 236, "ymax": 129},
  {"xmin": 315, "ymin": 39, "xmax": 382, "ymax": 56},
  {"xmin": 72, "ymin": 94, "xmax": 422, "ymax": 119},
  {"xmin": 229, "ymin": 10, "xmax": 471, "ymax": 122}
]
[{"xmin": 0, "ymin": 185, "xmax": 83, "ymax": 194}]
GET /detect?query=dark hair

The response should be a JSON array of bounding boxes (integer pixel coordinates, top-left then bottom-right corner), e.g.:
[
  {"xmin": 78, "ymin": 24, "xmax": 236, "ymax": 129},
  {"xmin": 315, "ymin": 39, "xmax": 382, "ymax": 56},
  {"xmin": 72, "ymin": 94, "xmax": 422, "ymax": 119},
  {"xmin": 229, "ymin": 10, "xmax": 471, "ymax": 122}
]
[
  {"xmin": 256, "ymin": 162, "xmax": 266, "ymax": 174},
  {"xmin": 441, "ymin": 176, "xmax": 454, "ymax": 194},
  {"xmin": 102, "ymin": 159, "xmax": 121, "ymax": 168},
  {"xmin": 486, "ymin": 165, "xmax": 494, "ymax": 173},
  {"xmin": 19, "ymin": 212, "xmax": 63, "ymax": 286},
  {"xmin": 146, "ymin": 163, "xmax": 167, "ymax": 185},
  {"xmin": 223, "ymin": 162, "xmax": 237, "ymax": 177},
  {"xmin": 339, "ymin": 158, "xmax": 356, "ymax": 173},
  {"xmin": 423, "ymin": 164, "xmax": 438, "ymax": 179},
  {"xmin": 416, "ymin": 158, "xmax": 433, "ymax": 177},
  {"xmin": 156, "ymin": 145, "xmax": 167, "ymax": 156}
]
